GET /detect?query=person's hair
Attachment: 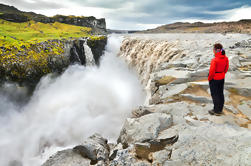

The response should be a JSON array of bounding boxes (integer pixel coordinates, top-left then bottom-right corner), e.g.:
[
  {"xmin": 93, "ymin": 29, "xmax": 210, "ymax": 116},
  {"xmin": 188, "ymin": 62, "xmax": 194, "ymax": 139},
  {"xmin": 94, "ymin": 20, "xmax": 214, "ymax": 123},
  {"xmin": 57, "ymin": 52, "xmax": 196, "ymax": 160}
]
[
  {"xmin": 214, "ymin": 43, "xmax": 225, "ymax": 55},
  {"xmin": 214, "ymin": 43, "xmax": 223, "ymax": 50}
]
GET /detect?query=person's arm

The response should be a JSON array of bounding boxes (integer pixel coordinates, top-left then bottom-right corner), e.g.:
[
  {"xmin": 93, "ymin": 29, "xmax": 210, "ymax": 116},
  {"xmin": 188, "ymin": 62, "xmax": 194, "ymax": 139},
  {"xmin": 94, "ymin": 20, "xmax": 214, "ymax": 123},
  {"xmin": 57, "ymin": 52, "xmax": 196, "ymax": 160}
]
[
  {"xmin": 224, "ymin": 57, "xmax": 229, "ymax": 73},
  {"xmin": 208, "ymin": 59, "xmax": 216, "ymax": 81}
]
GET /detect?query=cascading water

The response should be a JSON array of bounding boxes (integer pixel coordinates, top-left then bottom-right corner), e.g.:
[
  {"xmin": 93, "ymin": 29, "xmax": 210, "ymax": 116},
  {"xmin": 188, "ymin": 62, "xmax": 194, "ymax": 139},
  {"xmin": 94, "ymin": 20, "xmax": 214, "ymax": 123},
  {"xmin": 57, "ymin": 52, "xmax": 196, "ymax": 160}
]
[
  {"xmin": 83, "ymin": 40, "xmax": 96, "ymax": 66},
  {"xmin": 0, "ymin": 35, "xmax": 145, "ymax": 166},
  {"xmin": 119, "ymin": 37, "xmax": 182, "ymax": 86}
]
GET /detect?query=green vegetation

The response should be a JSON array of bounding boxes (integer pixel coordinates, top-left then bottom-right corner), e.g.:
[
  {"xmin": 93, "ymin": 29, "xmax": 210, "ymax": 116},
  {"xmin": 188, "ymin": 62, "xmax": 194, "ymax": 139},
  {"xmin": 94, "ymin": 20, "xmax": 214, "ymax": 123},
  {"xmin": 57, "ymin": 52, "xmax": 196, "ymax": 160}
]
[
  {"xmin": 0, "ymin": 19, "xmax": 105, "ymax": 81},
  {"xmin": 52, "ymin": 14, "xmax": 86, "ymax": 19},
  {"xmin": 0, "ymin": 19, "xmax": 92, "ymax": 47}
]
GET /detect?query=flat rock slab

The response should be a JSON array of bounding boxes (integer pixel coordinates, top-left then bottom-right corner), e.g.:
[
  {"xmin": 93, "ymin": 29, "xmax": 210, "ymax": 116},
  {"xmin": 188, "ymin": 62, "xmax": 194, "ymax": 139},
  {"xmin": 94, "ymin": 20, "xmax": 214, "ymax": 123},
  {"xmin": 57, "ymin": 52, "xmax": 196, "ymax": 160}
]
[
  {"xmin": 161, "ymin": 83, "xmax": 188, "ymax": 98},
  {"xmin": 238, "ymin": 100, "xmax": 251, "ymax": 119},
  {"xmin": 170, "ymin": 123, "xmax": 251, "ymax": 166},
  {"xmin": 181, "ymin": 94, "xmax": 212, "ymax": 103}
]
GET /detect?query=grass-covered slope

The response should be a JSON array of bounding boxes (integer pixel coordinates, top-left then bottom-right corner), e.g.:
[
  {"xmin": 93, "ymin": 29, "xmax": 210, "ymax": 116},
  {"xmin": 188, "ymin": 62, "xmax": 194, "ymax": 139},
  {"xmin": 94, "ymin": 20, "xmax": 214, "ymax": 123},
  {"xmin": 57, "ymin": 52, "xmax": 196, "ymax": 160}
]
[{"xmin": 0, "ymin": 19, "xmax": 93, "ymax": 47}]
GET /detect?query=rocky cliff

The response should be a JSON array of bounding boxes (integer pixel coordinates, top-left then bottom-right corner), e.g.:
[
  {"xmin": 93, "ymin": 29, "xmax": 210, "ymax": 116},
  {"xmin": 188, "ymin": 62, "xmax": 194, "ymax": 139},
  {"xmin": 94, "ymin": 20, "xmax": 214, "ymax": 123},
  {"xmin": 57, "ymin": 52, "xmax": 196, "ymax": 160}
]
[
  {"xmin": 0, "ymin": 37, "xmax": 107, "ymax": 87},
  {"xmin": 42, "ymin": 34, "xmax": 251, "ymax": 165},
  {"xmin": 0, "ymin": 3, "xmax": 106, "ymax": 34},
  {"xmin": 140, "ymin": 20, "xmax": 251, "ymax": 34}
]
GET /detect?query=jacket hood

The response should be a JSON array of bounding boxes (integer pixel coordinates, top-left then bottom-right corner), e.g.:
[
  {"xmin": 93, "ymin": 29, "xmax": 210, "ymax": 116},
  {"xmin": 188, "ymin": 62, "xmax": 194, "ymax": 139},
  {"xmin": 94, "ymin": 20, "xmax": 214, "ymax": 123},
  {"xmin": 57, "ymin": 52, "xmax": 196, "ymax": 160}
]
[{"xmin": 214, "ymin": 52, "xmax": 226, "ymax": 59}]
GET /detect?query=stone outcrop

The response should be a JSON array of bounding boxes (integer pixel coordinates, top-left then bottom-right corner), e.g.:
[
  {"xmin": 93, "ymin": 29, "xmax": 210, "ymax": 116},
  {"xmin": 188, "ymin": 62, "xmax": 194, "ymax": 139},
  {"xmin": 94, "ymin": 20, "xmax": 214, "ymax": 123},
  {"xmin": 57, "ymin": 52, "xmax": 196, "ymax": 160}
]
[
  {"xmin": 42, "ymin": 134, "xmax": 109, "ymax": 166},
  {"xmin": 42, "ymin": 149, "xmax": 91, "ymax": 166},
  {"xmin": 73, "ymin": 134, "xmax": 110, "ymax": 165}
]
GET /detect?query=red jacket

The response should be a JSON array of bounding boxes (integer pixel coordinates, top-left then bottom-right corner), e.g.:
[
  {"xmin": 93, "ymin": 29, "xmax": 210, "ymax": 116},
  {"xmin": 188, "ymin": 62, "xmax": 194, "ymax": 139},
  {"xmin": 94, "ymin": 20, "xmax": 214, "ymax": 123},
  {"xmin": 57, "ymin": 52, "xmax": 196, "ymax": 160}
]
[{"xmin": 208, "ymin": 52, "xmax": 229, "ymax": 81}]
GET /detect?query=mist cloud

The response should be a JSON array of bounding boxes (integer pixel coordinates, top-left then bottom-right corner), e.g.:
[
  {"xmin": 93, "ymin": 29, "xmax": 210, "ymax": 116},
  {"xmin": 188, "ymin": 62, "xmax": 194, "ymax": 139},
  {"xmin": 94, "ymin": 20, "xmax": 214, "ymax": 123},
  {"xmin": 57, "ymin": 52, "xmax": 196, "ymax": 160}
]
[{"xmin": 0, "ymin": 35, "xmax": 145, "ymax": 166}]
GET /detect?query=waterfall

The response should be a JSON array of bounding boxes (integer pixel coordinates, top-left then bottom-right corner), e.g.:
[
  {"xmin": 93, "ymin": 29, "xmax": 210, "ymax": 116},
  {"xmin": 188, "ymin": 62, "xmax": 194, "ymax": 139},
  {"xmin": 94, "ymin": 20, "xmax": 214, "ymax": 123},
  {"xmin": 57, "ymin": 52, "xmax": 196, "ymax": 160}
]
[
  {"xmin": 83, "ymin": 39, "xmax": 96, "ymax": 66},
  {"xmin": 118, "ymin": 37, "xmax": 182, "ymax": 86},
  {"xmin": 0, "ymin": 35, "xmax": 145, "ymax": 166}
]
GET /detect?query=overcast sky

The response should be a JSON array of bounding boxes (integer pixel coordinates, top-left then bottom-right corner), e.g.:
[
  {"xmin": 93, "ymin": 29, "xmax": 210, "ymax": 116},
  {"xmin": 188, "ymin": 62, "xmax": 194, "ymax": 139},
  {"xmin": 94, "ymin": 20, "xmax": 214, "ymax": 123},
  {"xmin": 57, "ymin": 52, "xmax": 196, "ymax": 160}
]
[{"xmin": 1, "ymin": 0, "xmax": 251, "ymax": 30}]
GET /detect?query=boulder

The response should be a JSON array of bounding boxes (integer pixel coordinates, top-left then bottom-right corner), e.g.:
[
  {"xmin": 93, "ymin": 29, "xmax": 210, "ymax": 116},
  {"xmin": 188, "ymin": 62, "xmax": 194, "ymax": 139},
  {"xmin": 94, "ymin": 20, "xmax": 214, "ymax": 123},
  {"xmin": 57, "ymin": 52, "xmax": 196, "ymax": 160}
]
[
  {"xmin": 135, "ymin": 134, "xmax": 178, "ymax": 160},
  {"xmin": 109, "ymin": 145, "xmax": 151, "ymax": 166},
  {"xmin": 151, "ymin": 149, "xmax": 173, "ymax": 166},
  {"xmin": 117, "ymin": 113, "xmax": 173, "ymax": 148},
  {"xmin": 42, "ymin": 149, "xmax": 91, "ymax": 166},
  {"xmin": 42, "ymin": 133, "xmax": 110, "ymax": 166},
  {"xmin": 73, "ymin": 133, "xmax": 110, "ymax": 165}
]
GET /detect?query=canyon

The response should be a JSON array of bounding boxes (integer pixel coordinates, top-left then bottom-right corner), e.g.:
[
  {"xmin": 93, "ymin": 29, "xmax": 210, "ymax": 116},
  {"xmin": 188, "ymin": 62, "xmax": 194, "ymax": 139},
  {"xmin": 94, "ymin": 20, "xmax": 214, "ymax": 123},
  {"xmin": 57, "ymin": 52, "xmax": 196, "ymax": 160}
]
[{"xmin": 42, "ymin": 33, "xmax": 251, "ymax": 166}]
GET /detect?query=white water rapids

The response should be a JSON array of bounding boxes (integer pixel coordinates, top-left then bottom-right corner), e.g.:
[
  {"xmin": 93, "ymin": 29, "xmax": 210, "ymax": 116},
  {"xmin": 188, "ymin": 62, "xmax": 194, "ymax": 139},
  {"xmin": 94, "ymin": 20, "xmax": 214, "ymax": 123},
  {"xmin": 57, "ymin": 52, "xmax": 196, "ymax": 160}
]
[{"xmin": 0, "ymin": 35, "xmax": 145, "ymax": 166}]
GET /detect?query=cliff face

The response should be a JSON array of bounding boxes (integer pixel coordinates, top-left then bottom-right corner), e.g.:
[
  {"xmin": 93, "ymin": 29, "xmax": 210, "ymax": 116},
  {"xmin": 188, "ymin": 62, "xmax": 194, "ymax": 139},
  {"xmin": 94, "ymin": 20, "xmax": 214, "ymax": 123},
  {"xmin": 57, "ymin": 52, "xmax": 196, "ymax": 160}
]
[
  {"xmin": 141, "ymin": 20, "xmax": 251, "ymax": 34},
  {"xmin": 0, "ymin": 37, "xmax": 107, "ymax": 87},
  {"xmin": 0, "ymin": 3, "xmax": 106, "ymax": 34}
]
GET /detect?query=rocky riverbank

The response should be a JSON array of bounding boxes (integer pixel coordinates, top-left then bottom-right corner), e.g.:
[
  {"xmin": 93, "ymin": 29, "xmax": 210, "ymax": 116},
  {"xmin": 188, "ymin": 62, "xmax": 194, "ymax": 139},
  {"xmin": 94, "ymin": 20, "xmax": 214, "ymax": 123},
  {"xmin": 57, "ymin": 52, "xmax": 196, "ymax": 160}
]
[{"xmin": 42, "ymin": 33, "xmax": 251, "ymax": 166}]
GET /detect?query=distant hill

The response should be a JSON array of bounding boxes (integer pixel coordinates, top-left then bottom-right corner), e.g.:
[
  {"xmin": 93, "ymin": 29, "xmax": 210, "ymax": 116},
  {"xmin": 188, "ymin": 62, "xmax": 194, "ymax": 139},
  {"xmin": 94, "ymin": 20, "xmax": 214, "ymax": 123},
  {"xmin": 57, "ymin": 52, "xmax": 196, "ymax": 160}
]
[
  {"xmin": 0, "ymin": 3, "xmax": 106, "ymax": 34},
  {"xmin": 140, "ymin": 20, "xmax": 251, "ymax": 34},
  {"xmin": 107, "ymin": 29, "xmax": 140, "ymax": 34}
]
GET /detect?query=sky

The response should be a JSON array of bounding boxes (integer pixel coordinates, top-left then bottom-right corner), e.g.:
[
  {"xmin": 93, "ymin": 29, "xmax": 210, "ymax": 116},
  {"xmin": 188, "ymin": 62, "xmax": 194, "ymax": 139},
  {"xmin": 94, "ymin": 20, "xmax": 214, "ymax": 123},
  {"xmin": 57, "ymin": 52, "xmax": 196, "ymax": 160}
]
[{"xmin": 1, "ymin": 0, "xmax": 251, "ymax": 30}]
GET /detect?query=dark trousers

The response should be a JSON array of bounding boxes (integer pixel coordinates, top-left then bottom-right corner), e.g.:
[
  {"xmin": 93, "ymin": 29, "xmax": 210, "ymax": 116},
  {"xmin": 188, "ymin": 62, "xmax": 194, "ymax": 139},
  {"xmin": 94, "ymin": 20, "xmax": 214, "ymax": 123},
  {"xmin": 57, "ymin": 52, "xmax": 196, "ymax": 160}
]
[{"xmin": 209, "ymin": 79, "xmax": 225, "ymax": 113}]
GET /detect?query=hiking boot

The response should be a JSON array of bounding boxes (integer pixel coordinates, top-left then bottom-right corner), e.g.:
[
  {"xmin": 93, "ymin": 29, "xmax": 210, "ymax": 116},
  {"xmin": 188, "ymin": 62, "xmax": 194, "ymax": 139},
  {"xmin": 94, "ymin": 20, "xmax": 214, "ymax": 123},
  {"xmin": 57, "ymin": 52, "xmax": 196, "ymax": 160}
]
[
  {"xmin": 208, "ymin": 110, "xmax": 215, "ymax": 115},
  {"xmin": 208, "ymin": 110, "xmax": 222, "ymax": 116},
  {"xmin": 214, "ymin": 112, "xmax": 223, "ymax": 116}
]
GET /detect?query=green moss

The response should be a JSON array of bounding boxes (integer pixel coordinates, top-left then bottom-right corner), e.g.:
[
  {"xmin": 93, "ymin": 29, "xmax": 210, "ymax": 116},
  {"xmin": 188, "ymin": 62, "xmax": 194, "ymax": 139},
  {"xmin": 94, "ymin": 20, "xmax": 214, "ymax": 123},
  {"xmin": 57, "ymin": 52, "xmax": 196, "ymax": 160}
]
[
  {"xmin": 0, "ymin": 40, "xmax": 66, "ymax": 79},
  {"xmin": 88, "ymin": 35, "xmax": 107, "ymax": 41}
]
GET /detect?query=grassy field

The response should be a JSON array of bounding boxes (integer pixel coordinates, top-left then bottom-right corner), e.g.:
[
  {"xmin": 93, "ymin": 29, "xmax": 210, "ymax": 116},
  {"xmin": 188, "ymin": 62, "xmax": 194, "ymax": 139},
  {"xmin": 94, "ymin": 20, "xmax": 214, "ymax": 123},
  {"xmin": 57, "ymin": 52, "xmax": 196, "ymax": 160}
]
[{"xmin": 0, "ymin": 19, "xmax": 94, "ymax": 48}]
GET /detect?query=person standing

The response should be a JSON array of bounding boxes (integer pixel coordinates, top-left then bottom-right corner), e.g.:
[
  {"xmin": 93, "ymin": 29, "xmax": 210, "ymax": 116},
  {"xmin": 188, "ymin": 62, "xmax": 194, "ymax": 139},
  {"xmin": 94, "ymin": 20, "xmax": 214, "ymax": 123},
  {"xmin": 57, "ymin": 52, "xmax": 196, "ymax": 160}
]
[{"xmin": 208, "ymin": 43, "xmax": 229, "ymax": 116}]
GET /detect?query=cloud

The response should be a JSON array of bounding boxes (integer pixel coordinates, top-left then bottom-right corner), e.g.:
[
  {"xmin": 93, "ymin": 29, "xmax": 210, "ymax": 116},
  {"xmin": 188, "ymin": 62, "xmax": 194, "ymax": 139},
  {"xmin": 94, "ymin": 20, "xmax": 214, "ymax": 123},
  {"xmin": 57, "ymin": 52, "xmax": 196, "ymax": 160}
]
[
  {"xmin": 1, "ymin": 0, "xmax": 251, "ymax": 29},
  {"xmin": 1, "ymin": 0, "xmax": 65, "ymax": 10}
]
